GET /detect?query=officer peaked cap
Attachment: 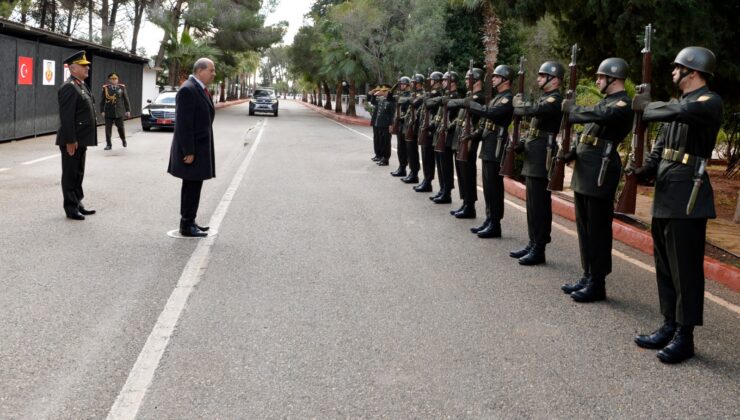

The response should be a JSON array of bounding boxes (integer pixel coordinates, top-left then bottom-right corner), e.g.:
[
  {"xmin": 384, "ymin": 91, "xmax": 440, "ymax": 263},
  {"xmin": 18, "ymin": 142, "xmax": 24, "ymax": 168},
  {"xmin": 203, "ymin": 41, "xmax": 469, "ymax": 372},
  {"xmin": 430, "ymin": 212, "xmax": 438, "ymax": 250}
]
[{"xmin": 64, "ymin": 51, "xmax": 91, "ymax": 65}]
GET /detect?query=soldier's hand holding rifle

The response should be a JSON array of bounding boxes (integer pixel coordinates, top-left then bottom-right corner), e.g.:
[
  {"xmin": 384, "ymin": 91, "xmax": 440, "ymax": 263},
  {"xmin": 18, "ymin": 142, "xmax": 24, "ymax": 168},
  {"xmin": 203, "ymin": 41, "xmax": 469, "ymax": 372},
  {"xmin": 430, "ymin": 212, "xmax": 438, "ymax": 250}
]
[
  {"xmin": 512, "ymin": 93, "xmax": 528, "ymax": 108},
  {"xmin": 556, "ymin": 147, "xmax": 577, "ymax": 163},
  {"xmin": 561, "ymin": 98, "xmax": 575, "ymax": 113},
  {"xmin": 632, "ymin": 85, "xmax": 651, "ymax": 111}
]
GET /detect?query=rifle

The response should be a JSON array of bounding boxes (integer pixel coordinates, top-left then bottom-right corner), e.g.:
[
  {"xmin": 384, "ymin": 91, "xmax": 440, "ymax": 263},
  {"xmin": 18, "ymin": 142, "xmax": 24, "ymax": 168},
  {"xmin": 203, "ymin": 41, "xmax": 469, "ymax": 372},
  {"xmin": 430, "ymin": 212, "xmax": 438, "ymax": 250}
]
[
  {"xmin": 434, "ymin": 62, "xmax": 454, "ymax": 153},
  {"xmin": 616, "ymin": 24, "xmax": 653, "ymax": 214},
  {"xmin": 417, "ymin": 67, "xmax": 432, "ymax": 146},
  {"xmin": 457, "ymin": 59, "xmax": 475, "ymax": 162},
  {"xmin": 547, "ymin": 43, "xmax": 578, "ymax": 191},
  {"xmin": 500, "ymin": 56, "xmax": 526, "ymax": 177}
]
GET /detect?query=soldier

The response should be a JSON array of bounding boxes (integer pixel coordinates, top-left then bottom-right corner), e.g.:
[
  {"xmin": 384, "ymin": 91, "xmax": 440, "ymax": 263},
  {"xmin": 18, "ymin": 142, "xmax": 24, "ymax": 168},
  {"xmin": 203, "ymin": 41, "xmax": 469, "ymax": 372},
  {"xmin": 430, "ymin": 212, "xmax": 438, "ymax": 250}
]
[
  {"xmin": 509, "ymin": 61, "xmax": 564, "ymax": 265},
  {"xmin": 558, "ymin": 58, "xmax": 634, "ymax": 302},
  {"xmin": 368, "ymin": 85, "xmax": 382, "ymax": 162},
  {"xmin": 449, "ymin": 67, "xmax": 487, "ymax": 219},
  {"xmin": 100, "ymin": 72, "xmax": 131, "ymax": 150},
  {"xmin": 466, "ymin": 64, "xmax": 515, "ymax": 237},
  {"xmin": 414, "ymin": 71, "xmax": 444, "ymax": 193},
  {"xmin": 373, "ymin": 84, "xmax": 395, "ymax": 166},
  {"xmin": 426, "ymin": 71, "xmax": 462, "ymax": 204},
  {"xmin": 391, "ymin": 76, "xmax": 412, "ymax": 177},
  {"xmin": 631, "ymin": 47, "xmax": 723, "ymax": 364},
  {"xmin": 400, "ymin": 74, "xmax": 426, "ymax": 184},
  {"xmin": 55, "ymin": 51, "xmax": 98, "ymax": 220}
]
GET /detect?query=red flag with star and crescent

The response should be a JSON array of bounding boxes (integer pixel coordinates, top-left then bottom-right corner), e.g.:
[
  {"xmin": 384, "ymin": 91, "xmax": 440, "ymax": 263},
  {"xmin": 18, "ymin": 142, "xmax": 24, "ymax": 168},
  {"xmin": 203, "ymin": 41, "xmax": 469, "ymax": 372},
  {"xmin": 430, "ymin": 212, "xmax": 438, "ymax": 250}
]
[{"xmin": 18, "ymin": 56, "xmax": 33, "ymax": 85}]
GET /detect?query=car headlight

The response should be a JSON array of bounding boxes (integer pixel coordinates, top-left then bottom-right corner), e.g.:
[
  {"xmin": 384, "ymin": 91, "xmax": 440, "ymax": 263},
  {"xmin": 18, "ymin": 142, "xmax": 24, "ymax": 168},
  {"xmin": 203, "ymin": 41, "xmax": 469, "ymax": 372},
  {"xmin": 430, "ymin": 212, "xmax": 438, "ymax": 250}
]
[
  {"xmin": 142, "ymin": 108, "xmax": 151, "ymax": 116},
  {"xmin": 271, "ymin": 99, "xmax": 278, "ymax": 104}
]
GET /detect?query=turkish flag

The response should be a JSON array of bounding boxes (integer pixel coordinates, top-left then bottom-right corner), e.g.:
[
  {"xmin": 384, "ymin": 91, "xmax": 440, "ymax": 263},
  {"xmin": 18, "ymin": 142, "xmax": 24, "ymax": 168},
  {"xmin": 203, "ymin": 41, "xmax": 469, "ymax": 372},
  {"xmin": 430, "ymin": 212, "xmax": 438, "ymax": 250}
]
[{"xmin": 18, "ymin": 56, "xmax": 33, "ymax": 85}]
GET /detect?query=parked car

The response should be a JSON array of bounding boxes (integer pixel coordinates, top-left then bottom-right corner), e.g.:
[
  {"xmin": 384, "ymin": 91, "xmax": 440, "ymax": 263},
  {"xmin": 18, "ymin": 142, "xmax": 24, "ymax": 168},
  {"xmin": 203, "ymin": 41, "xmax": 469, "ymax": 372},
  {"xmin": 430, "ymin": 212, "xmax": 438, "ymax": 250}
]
[
  {"xmin": 249, "ymin": 88, "xmax": 279, "ymax": 116},
  {"xmin": 141, "ymin": 91, "xmax": 177, "ymax": 131}
]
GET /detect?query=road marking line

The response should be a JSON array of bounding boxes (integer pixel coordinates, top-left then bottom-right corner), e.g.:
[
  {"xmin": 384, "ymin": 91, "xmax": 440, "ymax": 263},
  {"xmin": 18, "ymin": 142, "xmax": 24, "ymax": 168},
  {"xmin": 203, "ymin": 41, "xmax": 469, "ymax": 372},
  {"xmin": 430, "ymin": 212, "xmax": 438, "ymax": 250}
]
[
  {"xmin": 21, "ymin": 154, "xmax": 58, "ymax": 165},
  {"xmin": 327, "ymin": 117, "xmax": 740, "ymax": 315},
  {"xmin": 0, "ymin": 168, "xmax": 9, "ymax": 172},
  {"xmin": 106, "ymin": 120, "xmax": 267, "ymax": 420}
]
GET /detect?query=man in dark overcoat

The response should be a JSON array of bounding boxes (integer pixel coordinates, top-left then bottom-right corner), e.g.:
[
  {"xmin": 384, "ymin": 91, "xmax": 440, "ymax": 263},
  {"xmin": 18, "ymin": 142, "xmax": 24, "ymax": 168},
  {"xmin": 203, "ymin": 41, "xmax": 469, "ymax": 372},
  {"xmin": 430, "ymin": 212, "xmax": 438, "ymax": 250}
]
[{"xmin": 167, "ymin": 58, "xmax": 217, "ymax": 237}]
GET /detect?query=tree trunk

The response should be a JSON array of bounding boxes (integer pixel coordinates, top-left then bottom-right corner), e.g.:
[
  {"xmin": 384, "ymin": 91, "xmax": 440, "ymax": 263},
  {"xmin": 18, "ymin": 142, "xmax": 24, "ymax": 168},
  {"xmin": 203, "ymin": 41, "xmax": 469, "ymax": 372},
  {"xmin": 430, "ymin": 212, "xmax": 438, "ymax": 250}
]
[
  {"xmin": 335, "ymin": 81, "xmax": 343, "ymax": 113},
  {"xmin": 100, "ymin": 0, "xmax": 111, "ymax": 46},
  {"xmin": 346, "ymin": 79, "xmax": 357, "ymax": 117},
  {"xmin": 50, "ymin": 0, "xmax": 56, "ymax": 31},
  {"xmin": 316, "ymin": 87, "xmax": 322, "ymax": 107},
  {"xmin": 130, "ymin": 1, "xmax": 145, "ymax": 54},
  {"xmin": 65, "ymin": 3, "xmax": 73, "ymax": 35},
  {"xmin": 155, "ymin": 0, "xmax": 184, "ymax": 69},
  {"xmin": 40, "ymin": 0, "xmax": 48, "ymax": 28},
  {"xmin": 482, "ymin": 3, "xmax": 502, "ymax": 70},
  {"xmin": 323, "ymin": 82, "xmax": 332, "ymax": 110},
  {"xmin": 735, "ymin": 190, "xmax": 740, "ymax": 223},
  {"xmin": 88, "ymin": 0, "xmax": 93, "ymax": 41}
]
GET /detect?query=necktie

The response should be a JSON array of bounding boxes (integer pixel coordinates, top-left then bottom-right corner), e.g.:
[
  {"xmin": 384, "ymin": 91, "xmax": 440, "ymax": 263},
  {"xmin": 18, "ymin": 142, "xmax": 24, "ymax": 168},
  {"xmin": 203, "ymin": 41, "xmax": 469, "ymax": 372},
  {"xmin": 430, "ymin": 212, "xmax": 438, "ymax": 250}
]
[{"xmin": 204, "ymin": 87, "xmax": 211, "ymax": 98}]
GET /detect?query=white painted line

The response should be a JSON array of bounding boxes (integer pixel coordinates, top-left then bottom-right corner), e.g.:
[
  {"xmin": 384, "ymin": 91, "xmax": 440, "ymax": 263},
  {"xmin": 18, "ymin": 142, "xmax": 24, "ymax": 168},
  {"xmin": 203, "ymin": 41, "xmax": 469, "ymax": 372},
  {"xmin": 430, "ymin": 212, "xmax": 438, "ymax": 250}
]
[
  {"xmin": 21, "ymin": 154, "xmax": 58, "ymax": 165},
  {"xmin": 106, "ymin": 120, "xmax": 267, "ymax": 420},
  {"xmin": 0, "ymin": 168, "xmax": 10, "ymax": 172},
  {"xmin": 330, "ymin": 117, "xmax": 740, "ymax": 315}
]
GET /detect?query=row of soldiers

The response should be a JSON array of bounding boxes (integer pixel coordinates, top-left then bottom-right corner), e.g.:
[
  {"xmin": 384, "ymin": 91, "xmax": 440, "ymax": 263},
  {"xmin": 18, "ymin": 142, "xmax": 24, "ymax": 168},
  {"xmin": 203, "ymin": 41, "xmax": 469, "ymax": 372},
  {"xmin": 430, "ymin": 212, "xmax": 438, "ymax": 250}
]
[{"xmin": 366, "ymin": 46, "xmax": 723, "ymax": 365}]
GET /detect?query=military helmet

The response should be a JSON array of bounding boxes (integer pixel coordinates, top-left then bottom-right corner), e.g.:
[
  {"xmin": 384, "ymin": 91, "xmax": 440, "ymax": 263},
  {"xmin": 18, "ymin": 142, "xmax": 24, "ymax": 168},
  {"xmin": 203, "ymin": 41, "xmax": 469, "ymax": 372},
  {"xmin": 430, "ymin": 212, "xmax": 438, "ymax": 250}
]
[
  {"xmin": 538, "ymin": 61, "xmax": 565, "ymax": 79},
  {"xmin": 398, "ymin": 76, "xmax": 411, "ymax": 84},
  {"xmin": 466, "ymin": 67, "xmax": 484, "ymax": 81},
  {"xmin": 412, "ymin": 73, "xmax": 425, "ymax": 84},
  {"xmin": 429, "ymin": 71, "xmax": 444, "ymax": 82},
  {"xmin": 672, "ymin": 46, "xmax": 716, "ymax": 77},
  {"xmin": 596, "ymin": 57, "xmax": 629, "ymax": 79},
  {"xmin": 444, "ymin": 71, "xmax": 460, "ymax": 83},
  {"xmin": 492, "ymin": 65, "xmax": 515, "ymax": 81}
]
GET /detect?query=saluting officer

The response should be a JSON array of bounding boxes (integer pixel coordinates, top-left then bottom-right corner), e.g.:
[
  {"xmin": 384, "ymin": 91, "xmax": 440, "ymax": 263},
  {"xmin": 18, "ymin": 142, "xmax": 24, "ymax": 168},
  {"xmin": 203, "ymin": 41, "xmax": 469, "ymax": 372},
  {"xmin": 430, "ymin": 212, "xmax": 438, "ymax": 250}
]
[
  {"xmin": 373, "ymin": 84, "xmax": 395, "ymax": 166},
  {"xmin": 400, "ymin": 74, "xmax": 426, "ymax": 185},
  {"xmin": 414, "ymin": 71, "xmax": 444, "ymax": 193},
  {"xmin": 631, "ymin": 47, "xmax": 723, "ymax": 364},
  {"xmin": 559, "ymin": 58, "xmax": 634, "ymax": 302},
  {"xmin": 449, "ymin": 67, "xmax": 487, "ymax": 219},
  {"xmin": 466, "ymin": 64, "xmax": 515, "ymax": 238},
  {"xmin": 368, "ymin": 85, "xmax": 382, "ymax": 162},
  {"xmin": 100, "ymin": 72, "xmax": 131, "ymax": 150},
  {"xmin": 510, "ymin": 61, "xmax": 564, "ymax": 265},
  {"xmin": 391, "ymin": 76, "xmax": 413, "ymax": 177},
  {"xmin": 55, "ymin": 51, "xmax": 98, "ymax": 220}
]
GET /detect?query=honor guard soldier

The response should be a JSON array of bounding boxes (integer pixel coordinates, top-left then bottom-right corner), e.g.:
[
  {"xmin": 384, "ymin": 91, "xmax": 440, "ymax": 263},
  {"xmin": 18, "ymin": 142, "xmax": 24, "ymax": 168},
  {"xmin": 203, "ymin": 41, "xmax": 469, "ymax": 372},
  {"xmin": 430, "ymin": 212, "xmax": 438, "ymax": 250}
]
[
  {"xmin": 631, "ymin": 47, "xmax": 723, "ymax": 364},
  {"xmin": 427, "ymin": 71, "xmax": 462, "ymax": 204},
  {"xmin": 391, "ymin": 76, "xmax": 413, "ymax": 177},
  {"xmin": 100, "ymin": 72, "xmax": 131, "ymax": 150},
  {"xmin": 466, "ymin": 64, "xmax": 515, "ymax": 237},
  {"xmin": 559, "ymin": 58, "xmax": 634, "ymax": 302},
  {"xmin": 400, "ymin": 74, "xmax": 426, "ymax": 185},
  {"xmin": 373, "ymin": 84, "xmax": 395, "ymax": 166},
  {"xmin": 368, "ymin": 85, "xmax": 383, "ymax": 162},
  {"xmin": 55, "ymin": 51, "xmax": 98, "ymax": 220},
  {"xmin": 448, "ymin": 67, "xmax": 487, "ymax": 219},
  {"xmin": 414, "ymin": 71, "xmax": 444, "ymax": 193},
  {"xmin": 510, "ymin": 61, "xmax": 564, "ymax": 265}
]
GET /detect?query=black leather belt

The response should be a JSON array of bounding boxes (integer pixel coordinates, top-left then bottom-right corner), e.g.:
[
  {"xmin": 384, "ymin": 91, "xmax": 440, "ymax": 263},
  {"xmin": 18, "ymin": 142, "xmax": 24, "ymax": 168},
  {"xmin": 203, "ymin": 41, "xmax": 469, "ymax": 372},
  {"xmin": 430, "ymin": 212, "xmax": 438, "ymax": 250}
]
[{"xmin": 662, "ymin": 148, "xmax": 699, "ymax": 166}]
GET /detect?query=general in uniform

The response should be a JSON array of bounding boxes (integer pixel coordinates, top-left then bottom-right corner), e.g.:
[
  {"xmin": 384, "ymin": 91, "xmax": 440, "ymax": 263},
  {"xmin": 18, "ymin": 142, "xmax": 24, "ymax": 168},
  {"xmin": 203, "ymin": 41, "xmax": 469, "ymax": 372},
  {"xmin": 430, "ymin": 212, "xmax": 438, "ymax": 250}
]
[
  {"xmin": 100, "ymin": 72, "xmax": 131, "ymax": 150},
  {"xmin": 56, "ymin": 51, "xmax": 98, "ymax": 220},
  {"xmin": 632, "ymin": 47, "xmax": 723, "ymax": 364},
  {"xmin": 373, "ymin": 85, "xmax": 395, "ymax": 166}
]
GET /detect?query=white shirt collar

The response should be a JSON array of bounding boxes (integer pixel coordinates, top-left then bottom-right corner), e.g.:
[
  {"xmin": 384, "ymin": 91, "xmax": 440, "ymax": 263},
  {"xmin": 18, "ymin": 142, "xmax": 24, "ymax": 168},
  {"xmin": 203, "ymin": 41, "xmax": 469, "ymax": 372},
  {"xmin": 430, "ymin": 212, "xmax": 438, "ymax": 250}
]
[{"xmin": 191, "ymin": 75, "xmax": 206, "ymax": 90}]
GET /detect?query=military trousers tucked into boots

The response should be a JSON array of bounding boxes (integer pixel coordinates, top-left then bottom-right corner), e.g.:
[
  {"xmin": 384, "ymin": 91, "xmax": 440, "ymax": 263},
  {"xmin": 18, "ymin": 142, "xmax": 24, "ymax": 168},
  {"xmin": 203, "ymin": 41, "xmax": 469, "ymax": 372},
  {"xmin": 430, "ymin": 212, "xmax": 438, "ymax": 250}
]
[
  {"xmin": 574, "ymin": 192, "xmax": 614, "ymax": 278},
  {"xmin": 481, "ymin": 159, "xmax": 504, "ymax": 221},
  {"xmin": 421, "ymin": 144, "xmax": 435, "ymax": 180},
  {"xmin": 651, "ymin": 218, "xmax": 707, "ymax": 326},
  {"xmin": 525, "ymin": 176, "xmax": 552, "ymax": 246},
  {"xmin": 395, "ymin": 131, "xmax": 408, "ymax": 167}
]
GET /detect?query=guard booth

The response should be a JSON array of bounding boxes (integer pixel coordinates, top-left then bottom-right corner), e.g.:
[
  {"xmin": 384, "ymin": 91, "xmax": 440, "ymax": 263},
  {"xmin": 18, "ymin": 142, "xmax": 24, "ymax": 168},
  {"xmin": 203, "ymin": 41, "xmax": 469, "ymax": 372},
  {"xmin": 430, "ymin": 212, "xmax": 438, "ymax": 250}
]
[{"xmin": 0, "ymin": 18, "xmax": 149, "ymax": 142}]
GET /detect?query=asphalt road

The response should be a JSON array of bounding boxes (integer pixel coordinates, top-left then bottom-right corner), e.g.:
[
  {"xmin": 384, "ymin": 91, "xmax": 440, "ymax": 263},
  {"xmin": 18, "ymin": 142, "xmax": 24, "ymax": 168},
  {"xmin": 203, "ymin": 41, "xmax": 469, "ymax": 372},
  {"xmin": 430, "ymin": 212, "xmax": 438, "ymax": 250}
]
[{"xmin": 0, "ymin": 101, "xmax": 738, "ymax": 419}]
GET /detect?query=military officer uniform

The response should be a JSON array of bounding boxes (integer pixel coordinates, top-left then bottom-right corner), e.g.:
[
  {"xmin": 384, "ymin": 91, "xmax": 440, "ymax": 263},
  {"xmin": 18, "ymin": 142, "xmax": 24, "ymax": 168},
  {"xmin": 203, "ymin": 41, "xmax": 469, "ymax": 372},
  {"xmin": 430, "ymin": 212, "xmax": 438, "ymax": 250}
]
[
  {"xmin": 374, "ymin": 86, "xmax": 395, "ymax": 166},
  {"xmin": 391, "ymin": 77, "xmax": 413, "ymax": 177},
  {"xmin": 449, "ymin": 68, "xmax": 487, "ymax": 219},
  {"xmin": 467, "ymin": 65, "xmax": 515, "ymax": 238},
  {"xmin": 560, "ymin": 58, "xmax": 634, "ymax": 302},
  {"xmin": 414, "ymin": 71, "xmax": 444, "ymax": 193},
  {"xmin": 56, "ymin": 51, "xmax": 98, "ymax": 220},
  {"xmin": 100, "ymin": 72, "xmax": 131, "ymax": 150},
  {"xmin": 632, "ymin": 47, "xmax": 723, "ymax": 364},
  {"xmin": 368, "ymin": 86, "xmax": 382, "ymax": 161},
  {"xmin": 510, "ymin": 61, "xmax": 564, "ymax": 265}
]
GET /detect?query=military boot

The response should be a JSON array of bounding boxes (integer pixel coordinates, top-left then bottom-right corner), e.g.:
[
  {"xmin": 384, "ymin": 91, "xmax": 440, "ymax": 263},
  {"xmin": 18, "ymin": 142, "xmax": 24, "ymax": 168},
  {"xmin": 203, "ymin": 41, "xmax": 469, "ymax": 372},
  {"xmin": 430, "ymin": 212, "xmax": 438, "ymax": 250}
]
[
  {"xmin": 470, "ymin": 218, "xmax": 491, "ymax": 234},
  {"xmin": 634, "ymin": 319, "xmax": 676, "ymax": 349},
  {"xmin": 561, "ymin": 273, "xmax": 591, "ymax": 294},
  {"xmin": 390, "ymin": 166, "xmax": 407, "ymax": 177},
  {"xmin": 518, "ymin": 244, "xmax": 545, "ymax": 265},
  {"xmin": 509, "ymin": 242, "xmax": 534, "ymax": 259},
  {"xmin": 657, "ymin": 326, "xmax": 695, "ymax": 364},
  {"xmin": 401, "ymin": 171, "xmax": 419, "ymax": 184},
  {"xmin": 414, "ymin": 179, "xmax": 433, "ymax": 192},
  {"xmin": 477, "ymin": 220, "xmax": 501, "ymax": 238},
  {"xmin": 571, "ymin": 275, "xmax": 606, "ymax": 302}
]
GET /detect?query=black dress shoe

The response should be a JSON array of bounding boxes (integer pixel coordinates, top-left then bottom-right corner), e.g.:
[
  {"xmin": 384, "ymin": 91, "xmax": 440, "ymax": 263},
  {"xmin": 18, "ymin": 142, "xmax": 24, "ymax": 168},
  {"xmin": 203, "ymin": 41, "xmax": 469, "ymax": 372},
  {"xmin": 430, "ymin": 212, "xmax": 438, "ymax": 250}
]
[
  {"xmin": 634, "ymin": 321, "xmax": 677, "ymax": 349},
  {"xmin": 104, "ymin": 145, "xmax": 112, "ymax": 150},
  {"xmin": 571, "ymin": 279, "xmax": 606, "ymax": 302},
  {"xmin": 657, "ymin": 326, "xmax": 695, "ymax": 364},
  {"xmin": 195, "ymin": 224, "xmax": 210, "ymax": 232},
  {"xmin": 122, "ymin": 139, "xmax": 127, "ymax": 147},
  {"xmin": 390, "ymin": 167, "xmax": 407, "ymax": 177},
  {"xmin": 78, "ymin": 207, "xmax": 96, "ymax": 215},
  {"xmin": 432, "ymin": 195, "xmax": 451, "ymax": 204},
  {"xmin": 518, "ymin": 246, "xmax": 546, "ymax": 266},
  {"xmin": 414, "ymin": 180, "xmax": 432, "ymax": 192},
  {"xmin": 561, "ymin": 274, "xmax": 591, "ymax": 294},
  {"xmin": 429, "ymin": 189, "xmax": 443, "ymax": 200},
  {"xmin": 477, "ymin": 222, "xmax": 501, "ymax": 238},
  {"xmin": 66, "ymin": 211, "xmax": 85, "ymax": 220},
  {"xmin": 450, "ymin": 204, "xmax": 465, "ymax": 215},
  {"xmin": 371, "ymin": 156, "xmax": 380, "ymax": 161},
  {"xmin": 401, "ymin": 174, "xmax": 419, "ymax": 184},
  {"xmin": 471, "ymin": 218, "xmax": 491, "ymax": 234},
  {"xmin": 510, "ymin": 242, "xmax": 533, "ymax": 259},
  {"xmin": 455, "ymin": 209, "xmax": 476, "ymax": 219},
  {"xmin": 180, "ymin": 224, "xmax": 207, "ymax": 237},
  {"xmin": 377, "ymin": 159, "xmax": 389, "ymax": 166}
]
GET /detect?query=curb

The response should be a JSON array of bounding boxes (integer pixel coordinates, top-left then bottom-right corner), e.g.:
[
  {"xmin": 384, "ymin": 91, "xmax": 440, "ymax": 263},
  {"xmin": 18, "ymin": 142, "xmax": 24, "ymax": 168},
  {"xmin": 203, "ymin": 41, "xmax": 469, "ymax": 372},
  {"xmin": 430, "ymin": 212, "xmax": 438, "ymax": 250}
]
[
  {"xmin": 300, "ymin": 97, "xmax": 740, "ymax": 292},
  {"xmin": 215, "ymin": 99, "xmax": 249, "ymax": 110}
]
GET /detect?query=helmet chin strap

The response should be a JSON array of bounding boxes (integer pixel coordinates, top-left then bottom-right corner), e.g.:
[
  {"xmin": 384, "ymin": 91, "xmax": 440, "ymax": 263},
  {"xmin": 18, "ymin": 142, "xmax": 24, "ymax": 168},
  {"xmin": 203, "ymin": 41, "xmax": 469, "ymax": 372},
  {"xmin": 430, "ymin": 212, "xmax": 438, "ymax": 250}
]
[
  {"xmin": 675, "ymin": 69, "xmax": 691, "ymax": 86},
  {"xmin": 541, "ymin": 74, "xmax": 554, "ymax": 90},
  {"xmin": 600, "ymin": 77, "xmax": 616, "ymax": 94}
]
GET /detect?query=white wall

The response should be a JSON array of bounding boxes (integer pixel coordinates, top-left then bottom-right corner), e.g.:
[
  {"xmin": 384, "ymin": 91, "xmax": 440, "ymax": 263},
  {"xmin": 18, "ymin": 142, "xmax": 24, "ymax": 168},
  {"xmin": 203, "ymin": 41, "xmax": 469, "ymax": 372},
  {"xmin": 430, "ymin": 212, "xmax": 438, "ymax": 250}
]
[{"xmin": 141, "ymin": 67, "xmax": 159, "ymax": 109}]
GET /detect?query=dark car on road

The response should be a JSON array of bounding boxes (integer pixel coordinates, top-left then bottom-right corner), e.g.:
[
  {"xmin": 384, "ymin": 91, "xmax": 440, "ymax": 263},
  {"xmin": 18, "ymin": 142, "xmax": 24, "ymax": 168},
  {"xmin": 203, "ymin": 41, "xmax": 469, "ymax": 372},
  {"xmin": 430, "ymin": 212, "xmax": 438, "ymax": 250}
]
[
  {"xmin": 249, "ymin": 88, "xmax": 279, "ymax": 116},
  {"xmin": 141, "ymin": 91, "xmax": 177, "ymax": 131}
]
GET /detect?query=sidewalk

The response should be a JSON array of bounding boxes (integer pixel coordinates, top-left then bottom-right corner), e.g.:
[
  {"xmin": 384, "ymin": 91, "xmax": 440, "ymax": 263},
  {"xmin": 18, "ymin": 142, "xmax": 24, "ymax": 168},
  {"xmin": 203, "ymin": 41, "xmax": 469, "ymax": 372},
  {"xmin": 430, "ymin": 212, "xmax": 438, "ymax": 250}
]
[{"xmin": 298, "ymin": 100, "xmax": 740, "ymax": 292}]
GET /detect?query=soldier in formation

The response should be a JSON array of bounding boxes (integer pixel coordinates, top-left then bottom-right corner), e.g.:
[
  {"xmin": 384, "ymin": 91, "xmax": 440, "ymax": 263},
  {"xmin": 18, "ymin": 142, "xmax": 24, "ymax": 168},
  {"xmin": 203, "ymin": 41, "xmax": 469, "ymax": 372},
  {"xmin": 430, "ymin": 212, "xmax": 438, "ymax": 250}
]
[
  {"xmin": 413, "ymin": 71, "xmax": 444, "ymax": 193},
  {"xmin": 390, "ymin": 77, "xmax": 412, "ymax": 178}
]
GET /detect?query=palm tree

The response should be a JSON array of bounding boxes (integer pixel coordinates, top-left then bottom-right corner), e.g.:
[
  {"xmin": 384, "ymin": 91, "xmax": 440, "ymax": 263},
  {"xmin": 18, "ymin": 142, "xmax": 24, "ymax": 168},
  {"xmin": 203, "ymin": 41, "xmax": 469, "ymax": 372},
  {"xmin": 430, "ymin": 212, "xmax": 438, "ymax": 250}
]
[{"xmin": 451, "ymin": 0, "xmax": 502, "ymax": 72}]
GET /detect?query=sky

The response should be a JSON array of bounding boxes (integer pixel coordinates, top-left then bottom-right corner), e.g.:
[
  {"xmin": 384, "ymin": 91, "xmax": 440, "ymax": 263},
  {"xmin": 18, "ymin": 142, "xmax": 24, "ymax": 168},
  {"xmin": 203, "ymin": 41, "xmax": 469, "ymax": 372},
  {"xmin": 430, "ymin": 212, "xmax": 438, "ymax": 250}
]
[{"xmin": 137, "ymin": 0, "xmax": 314, "ymax": 58}]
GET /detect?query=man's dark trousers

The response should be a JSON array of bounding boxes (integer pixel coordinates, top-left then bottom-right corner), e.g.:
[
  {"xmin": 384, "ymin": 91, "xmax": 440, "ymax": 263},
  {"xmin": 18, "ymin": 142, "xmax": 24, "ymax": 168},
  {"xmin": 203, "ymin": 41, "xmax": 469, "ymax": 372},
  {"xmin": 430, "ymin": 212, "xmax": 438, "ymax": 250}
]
[
  {"xmin": 60, "ymin": 145, "xmax": 87, "ymax": 214},
  {"xmin": 181, "ymin": 179, "xmax": 204, "ymax": 224},
  {"xmin": 105, "ymin": 117, "xmax": 126, "ymax": 146}
]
